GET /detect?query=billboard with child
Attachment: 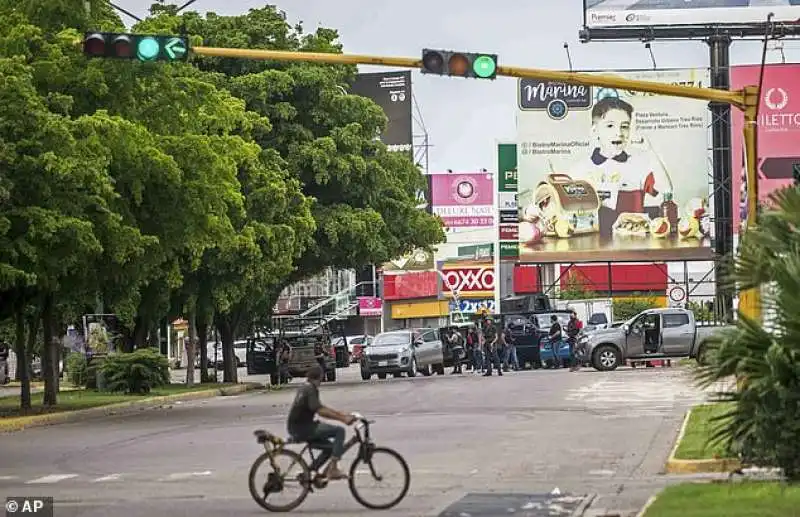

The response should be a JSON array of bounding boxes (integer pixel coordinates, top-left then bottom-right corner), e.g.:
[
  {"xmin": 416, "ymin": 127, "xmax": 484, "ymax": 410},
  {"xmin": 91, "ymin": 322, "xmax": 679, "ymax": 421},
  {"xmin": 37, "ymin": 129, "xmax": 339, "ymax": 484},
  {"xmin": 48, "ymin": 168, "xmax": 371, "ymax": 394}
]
[{"xmin": 515, "ymin": 68, "xmax": 713, "ymax": 263}]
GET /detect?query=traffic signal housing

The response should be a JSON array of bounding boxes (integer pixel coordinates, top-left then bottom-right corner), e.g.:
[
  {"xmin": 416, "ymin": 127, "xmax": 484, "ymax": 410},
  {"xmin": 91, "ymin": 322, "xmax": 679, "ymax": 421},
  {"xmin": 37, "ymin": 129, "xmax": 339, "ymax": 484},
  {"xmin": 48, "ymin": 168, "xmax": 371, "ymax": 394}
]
[
  {"xmin": 420, "ymin": 49, "xmax": 497, "ymax": 79},
  {"xmin": 83, "ymin": 32, "xmax": 189, "ymax": 62}
]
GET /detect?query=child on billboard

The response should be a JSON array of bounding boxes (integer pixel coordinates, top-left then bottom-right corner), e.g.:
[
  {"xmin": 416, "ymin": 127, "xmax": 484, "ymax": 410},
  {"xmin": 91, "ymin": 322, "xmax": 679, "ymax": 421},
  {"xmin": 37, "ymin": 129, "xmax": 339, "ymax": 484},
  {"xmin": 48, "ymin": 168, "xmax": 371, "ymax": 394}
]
[{"xmin": 569, "ymin": 97, "xmax": 671, "ymax": 213}]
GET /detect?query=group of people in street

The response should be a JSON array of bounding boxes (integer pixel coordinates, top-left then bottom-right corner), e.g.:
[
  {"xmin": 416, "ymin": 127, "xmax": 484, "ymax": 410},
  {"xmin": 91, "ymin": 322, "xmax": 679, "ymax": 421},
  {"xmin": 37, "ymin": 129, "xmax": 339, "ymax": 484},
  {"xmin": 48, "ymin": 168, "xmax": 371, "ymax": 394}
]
[{"xmin": 443, "ymin": 309, "xmax": 586, "ymax": 376}]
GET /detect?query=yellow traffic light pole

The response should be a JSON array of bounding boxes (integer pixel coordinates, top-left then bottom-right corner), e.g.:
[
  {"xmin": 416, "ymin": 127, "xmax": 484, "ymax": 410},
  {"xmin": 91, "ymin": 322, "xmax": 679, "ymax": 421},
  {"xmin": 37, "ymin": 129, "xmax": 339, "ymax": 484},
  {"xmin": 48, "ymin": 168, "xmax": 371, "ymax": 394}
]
[{"xmin": 193, "ymin": 46, "xmax": 762, "ymax": 320}]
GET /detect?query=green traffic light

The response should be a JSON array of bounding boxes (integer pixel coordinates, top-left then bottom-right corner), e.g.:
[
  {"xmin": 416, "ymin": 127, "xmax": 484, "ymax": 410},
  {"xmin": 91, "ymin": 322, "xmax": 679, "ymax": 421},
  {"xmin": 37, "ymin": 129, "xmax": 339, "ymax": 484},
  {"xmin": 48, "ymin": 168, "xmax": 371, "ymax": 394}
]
[
  {"xmin": 137, "ymin": 37, "xmax": 160, "ymax": 61},
  {"xmin": 473, "ymin": 55, "xmax": 496, "ymax": 78}
]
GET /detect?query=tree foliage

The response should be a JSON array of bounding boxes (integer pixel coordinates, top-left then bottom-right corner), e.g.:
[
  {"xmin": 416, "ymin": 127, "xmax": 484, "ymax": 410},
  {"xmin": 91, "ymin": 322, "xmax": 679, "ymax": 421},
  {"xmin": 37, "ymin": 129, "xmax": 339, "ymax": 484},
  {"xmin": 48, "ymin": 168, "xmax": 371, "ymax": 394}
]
[
  {"xmin": 0, "ymin": 1, "xmax": 443, "ymax": 403},
  {"xmin": 695, "ymin": 186, "xmax": 800, "ymax": 481}
]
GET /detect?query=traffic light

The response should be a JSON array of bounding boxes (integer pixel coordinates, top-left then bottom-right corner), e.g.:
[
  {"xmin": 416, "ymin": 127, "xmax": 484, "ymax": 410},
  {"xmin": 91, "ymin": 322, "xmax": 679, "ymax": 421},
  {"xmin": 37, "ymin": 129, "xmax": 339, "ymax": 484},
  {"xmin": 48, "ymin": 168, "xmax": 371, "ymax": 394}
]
[
  {"xmin": 420, "ymin": 49, "xmax": 497, "ymax": 79},
  {"xmin": 83, "ymin": 32, "xmax": 189, "ymax": 62}
]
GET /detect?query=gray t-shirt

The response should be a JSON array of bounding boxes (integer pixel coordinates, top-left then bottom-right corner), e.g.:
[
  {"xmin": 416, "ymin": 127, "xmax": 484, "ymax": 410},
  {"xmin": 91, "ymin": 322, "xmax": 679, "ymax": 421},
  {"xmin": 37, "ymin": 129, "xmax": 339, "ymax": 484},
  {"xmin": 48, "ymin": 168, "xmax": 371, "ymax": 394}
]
[{"xmin": 287, "ymin": 382, "xmax": 322, "ymax": 438}]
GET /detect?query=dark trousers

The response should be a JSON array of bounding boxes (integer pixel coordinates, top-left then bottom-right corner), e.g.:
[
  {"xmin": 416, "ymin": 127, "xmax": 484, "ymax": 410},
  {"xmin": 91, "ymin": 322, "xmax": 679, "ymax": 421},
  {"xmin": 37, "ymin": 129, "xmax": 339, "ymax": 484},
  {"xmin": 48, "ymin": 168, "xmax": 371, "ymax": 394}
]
[
  {"xmin": 300, "ymin": 422, "xmax": 346, "ymax": 472},
  {"xmin": 483, "ymin": 348, "xmax": 502, "ymax": 375}
]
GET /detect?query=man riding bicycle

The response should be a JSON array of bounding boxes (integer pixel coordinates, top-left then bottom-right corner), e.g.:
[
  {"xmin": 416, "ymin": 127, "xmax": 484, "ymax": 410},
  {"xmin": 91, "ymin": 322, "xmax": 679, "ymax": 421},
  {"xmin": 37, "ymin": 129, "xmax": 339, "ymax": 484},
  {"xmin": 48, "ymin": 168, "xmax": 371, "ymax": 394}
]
[{"xmin": 287, "ymin": 365, "xmax": 355, "ymax": 480}]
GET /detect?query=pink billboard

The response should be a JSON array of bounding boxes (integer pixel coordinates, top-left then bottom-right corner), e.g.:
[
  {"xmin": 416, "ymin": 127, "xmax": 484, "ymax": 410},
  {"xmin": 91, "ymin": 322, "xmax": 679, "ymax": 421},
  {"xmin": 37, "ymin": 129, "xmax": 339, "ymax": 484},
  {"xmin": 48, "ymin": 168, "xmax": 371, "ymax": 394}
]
[
  {"xmin": 357, "ymin": 297, "xmax": 382, "ymax": 316},
  {"xmin": 429, "ymin": 172, "xmax": 494, "ymax": 229},
  {"xmin": 731, "ymin": 64, "xmax": 800, "ymax": 233}
]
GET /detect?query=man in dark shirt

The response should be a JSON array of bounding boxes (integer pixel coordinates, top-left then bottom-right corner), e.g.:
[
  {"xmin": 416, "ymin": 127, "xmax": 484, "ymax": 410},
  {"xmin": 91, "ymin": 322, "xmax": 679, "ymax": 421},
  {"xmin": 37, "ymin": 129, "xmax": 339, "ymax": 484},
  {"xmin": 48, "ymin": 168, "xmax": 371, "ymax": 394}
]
[
  {"xmin": 482, "ymin": 319, "xmax": 503, "ymax": 377},
  {"xmin": 566, "ymin": 311, "xmax": 582, "ymax": 372},
  {"xmin": 548, "ymin": 315, "xmax": 563, "ymax": 368},
  {"xmin": 287, "ymin": 366, "xmax": 355, "ymax": 480}
]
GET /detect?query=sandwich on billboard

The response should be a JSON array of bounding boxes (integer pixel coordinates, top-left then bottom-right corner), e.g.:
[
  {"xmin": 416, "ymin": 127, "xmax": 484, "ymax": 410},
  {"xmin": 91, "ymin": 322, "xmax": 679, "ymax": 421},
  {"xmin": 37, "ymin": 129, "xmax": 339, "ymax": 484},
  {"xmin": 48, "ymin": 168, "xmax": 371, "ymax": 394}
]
[
  {"xmin": 584, "ymin": 0, "xmax": 800, "ymax": 29},
  {"xmin": 731, "ymin": 63, "xmax": 800, "ymax": 234},
  {"xmin": 515, "ymin": 68, "xmax": 713, "ymax": 264},
  {"xmin": 430, "ymin": 172, "xmax": 494, "ymax": 232}
]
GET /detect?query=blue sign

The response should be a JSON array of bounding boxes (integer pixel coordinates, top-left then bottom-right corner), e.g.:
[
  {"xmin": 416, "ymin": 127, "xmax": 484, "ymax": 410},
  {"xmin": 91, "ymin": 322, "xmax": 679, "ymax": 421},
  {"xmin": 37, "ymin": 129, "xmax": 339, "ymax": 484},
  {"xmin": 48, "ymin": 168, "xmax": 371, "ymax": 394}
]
[{"xmin": 450, "ymin": 299, "xmax": 496, "ymax": 314}]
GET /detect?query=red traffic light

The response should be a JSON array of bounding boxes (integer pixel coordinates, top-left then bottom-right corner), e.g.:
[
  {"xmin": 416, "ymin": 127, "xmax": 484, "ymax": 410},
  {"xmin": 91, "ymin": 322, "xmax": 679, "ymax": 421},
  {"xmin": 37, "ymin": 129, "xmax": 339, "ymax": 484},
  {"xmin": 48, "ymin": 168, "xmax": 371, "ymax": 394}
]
[
  {"xmin": 422, "ymin": 50, "xmax": 444, "ymax": 74},
  {"xmin": 113, "ymin": 35, "xmax": 134, "ymax": 58},
  {"xmin": 84, "ymin": 33, "xmax": 106, "ymax": 57}
]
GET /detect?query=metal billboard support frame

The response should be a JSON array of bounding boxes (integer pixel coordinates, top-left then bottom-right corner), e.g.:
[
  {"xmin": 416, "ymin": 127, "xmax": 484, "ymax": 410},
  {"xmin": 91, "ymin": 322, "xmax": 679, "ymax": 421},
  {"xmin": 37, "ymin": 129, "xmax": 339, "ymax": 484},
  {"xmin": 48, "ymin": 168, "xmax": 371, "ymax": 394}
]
[{"xmin": 579, "ymin": 20, "xmax": 800, "ymax": 322}]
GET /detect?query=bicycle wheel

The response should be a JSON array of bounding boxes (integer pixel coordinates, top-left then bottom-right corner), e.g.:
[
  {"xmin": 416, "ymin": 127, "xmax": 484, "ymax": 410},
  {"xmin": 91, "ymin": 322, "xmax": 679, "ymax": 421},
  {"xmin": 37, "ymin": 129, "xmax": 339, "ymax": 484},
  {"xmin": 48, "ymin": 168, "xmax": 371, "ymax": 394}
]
[
  {"xmin": 348, "ymin": 446, "xmax": 410, "ymax": 510},
  {"xmin": 248, "ymin": 449, "xmax": 311, "ymax": 512}
]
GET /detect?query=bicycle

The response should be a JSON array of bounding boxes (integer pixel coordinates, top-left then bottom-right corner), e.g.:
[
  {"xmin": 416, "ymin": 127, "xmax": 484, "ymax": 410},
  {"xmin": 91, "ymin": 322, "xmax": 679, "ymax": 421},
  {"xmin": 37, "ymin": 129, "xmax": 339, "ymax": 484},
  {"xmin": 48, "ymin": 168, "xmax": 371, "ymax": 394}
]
[{"xmin": 248, "ymin": 413, "xmax": 411, "ymax": 512}]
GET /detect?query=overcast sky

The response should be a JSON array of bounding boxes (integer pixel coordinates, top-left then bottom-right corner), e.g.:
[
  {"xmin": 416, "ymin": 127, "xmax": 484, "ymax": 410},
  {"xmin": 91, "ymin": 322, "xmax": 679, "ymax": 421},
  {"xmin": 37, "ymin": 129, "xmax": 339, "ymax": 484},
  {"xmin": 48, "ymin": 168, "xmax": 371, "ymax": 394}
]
[{"xmin": 114, "ymin": 0, "xmax": 800, "ymax": 173}]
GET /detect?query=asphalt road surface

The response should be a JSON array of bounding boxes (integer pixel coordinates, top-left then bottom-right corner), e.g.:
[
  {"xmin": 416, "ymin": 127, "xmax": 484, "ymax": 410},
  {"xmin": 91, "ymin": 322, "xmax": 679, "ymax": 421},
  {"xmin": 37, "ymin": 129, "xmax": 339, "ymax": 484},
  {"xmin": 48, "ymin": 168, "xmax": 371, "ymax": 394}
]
[{"xmin": 1, "ymin": 365, "xmax": 713, "ymax": 517}]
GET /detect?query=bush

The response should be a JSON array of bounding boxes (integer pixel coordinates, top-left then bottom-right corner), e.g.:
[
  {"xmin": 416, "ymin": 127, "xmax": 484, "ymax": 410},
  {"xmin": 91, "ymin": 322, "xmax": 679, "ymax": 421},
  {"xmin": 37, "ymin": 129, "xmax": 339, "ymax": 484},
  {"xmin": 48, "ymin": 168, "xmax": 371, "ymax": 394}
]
[
  {"xmin": 695, "ymin": 186, "xmax": 800, "ymax": 481},
  {"xmin": 99, "ymin": 348, "xmax": 170, "ymax": 394},
  {"xmin": 612, "ymin": 295, "xmax": 661, "ymax": 321},
  {"xmin": 65, "ymin": 352, "xmax": 88, "ymax": 387}
]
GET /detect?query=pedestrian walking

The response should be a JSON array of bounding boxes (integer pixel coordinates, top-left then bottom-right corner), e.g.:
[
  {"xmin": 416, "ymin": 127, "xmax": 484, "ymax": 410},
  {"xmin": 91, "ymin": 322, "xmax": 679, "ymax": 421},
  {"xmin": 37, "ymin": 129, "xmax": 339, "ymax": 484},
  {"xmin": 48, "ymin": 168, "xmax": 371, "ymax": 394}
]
[
  {"xmin": 278, "ymin": 341, "xmax": 292, "ymax": 384},
  {"xmin": 566, "ymin": 310, "xmax": 583, "ymax": 372},
  {"xmin": 447, "ymin": 327, "xmax": 464, "ymax": 374},
  {"xmin": 502, "ymin": 323, "xmax": 520, "ymax": 371}
]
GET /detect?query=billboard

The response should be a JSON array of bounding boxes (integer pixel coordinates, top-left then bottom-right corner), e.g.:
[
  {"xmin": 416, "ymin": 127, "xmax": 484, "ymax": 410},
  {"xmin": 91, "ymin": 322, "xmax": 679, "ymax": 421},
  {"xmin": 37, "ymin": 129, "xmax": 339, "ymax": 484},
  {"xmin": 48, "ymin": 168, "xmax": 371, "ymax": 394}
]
[
  {"xmin": 350, "ymin": 71, "xmax": 413, "ymax": 153},
  {"xmin": 430, "ymin": 172, "xmax": 494, "ymax": 231},
  {"xmin": 584, "ymin": 0, "xmax": 800, "ymax": 29},
  {"xmin": 516, "ymin": 68, "xmax": 713, "ymax": 263},
  {"xmin": 497, "ymin": 143, "xmax": 519, "ymax": 261},
  {"xmin": 439, "ymin": 261, "xmax": 495, "ymax": 299},
  {"xmin": 730, "ymin": 63, "xmax": 800, "ymax": 234}
]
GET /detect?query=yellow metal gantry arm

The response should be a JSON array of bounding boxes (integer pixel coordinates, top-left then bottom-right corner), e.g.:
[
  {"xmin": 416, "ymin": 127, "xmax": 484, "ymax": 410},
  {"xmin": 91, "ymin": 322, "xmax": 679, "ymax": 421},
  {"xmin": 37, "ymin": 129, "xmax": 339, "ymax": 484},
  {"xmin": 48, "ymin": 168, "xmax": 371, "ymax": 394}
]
[{"xmin": 192, "ymin": 46, "xmax": 762, "ymax": 320}]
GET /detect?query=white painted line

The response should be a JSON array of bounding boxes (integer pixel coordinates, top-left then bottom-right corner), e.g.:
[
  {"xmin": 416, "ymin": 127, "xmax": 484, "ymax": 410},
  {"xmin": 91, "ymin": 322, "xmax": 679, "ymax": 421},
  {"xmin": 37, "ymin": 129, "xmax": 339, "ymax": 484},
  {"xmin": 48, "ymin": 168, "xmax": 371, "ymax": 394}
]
[
  {"xmin": 26, "ymin": 474, "xmax": 79, "ymax": 484},
  {"xmin": 588, "ymin": 469, "xmax": 615, "ymax": 476},
  {"xmin": 0, "ymin": 475, "xmax": 19, "ymax": 481},
  {"xmin": 160, "ymin": 471, "xmax": 213, "ymax": 481},
  {"xmin": 92, "ymin": 474, "xmax": 122, "ymax": 482}
]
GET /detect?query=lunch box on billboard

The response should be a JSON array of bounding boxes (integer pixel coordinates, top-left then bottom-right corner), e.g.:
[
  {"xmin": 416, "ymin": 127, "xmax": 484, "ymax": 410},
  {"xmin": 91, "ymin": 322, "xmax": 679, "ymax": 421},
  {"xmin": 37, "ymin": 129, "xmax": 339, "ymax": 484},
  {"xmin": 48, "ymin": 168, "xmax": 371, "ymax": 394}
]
[{"xmin": 533, "ymin": 174, "xmax": 601, "ymax": 237}]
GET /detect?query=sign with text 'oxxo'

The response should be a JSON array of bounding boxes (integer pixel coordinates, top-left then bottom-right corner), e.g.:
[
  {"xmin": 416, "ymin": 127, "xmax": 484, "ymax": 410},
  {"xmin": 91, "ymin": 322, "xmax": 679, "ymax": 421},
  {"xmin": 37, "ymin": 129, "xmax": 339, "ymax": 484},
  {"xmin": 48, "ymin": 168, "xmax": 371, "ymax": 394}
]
[{"xmin": 440, "ymin": 262, "xmax": 495, "ymax": 299}]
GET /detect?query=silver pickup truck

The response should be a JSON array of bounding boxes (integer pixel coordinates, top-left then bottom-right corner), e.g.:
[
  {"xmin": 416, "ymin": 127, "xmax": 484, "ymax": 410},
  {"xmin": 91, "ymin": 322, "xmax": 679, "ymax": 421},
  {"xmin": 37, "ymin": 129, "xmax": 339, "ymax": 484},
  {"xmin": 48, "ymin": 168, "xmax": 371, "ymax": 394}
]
[{"xmin": 581, "ymin": 307, "xmax": 731, "ymax": 371}]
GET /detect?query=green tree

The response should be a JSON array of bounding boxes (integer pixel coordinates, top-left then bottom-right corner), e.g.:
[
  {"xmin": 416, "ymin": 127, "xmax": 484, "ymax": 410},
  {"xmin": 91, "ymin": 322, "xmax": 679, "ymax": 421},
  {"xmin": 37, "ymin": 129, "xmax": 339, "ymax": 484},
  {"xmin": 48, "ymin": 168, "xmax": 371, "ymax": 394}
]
[{"xmin": 696, "ymin": 186, "xmax": 800, "ymax": 480}]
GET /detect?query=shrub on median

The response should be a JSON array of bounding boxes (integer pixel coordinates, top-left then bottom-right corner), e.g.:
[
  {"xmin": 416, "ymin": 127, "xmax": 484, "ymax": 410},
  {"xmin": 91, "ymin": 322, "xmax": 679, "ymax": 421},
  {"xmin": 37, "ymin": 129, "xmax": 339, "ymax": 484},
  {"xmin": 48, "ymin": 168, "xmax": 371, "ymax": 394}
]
[
  {"xmin": 695, "ymin": 186, "xmax": 800, "ymax": 481},
  {"xmin": 99, "ymin": 348, "xmax": 170, "ymax": 394}
]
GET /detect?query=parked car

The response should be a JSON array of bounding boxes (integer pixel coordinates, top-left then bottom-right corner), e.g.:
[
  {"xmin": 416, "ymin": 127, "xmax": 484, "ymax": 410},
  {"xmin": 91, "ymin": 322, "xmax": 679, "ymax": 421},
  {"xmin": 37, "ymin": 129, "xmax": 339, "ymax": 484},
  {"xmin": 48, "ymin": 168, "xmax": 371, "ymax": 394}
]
[
  {"xmin": 360, "ymin": 328, "xmax": 445, "ymax": 380},
  {"xmin": 204, "ymin": 340, "xmax": 247, "ymax": 368},
  {"xmin": 503, "ymin": 311, "xmax": 573, "ymax": 369},
  {"xmin": 582, "ymin": 307, "xmax": 732, "ymax": 371},
  {"xmin": 333, "ymin": 335, "xmax": 372, "ymax": 363}
]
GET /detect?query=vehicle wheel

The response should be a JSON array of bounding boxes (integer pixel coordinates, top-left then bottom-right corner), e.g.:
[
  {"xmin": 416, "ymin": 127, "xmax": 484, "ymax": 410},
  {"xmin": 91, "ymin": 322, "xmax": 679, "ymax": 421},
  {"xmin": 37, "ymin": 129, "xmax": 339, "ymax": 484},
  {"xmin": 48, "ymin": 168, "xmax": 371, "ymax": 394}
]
[
  {"xmin": 269, "ymin": 373, "xmax": 279, "ymax": 386},
  {"xmin": 325, "ymin": 368, "xmax": 336, "ymax": 382},
  {"xmin": 248, "ymin": 449, "xmax": 311, "ymax": 512},
  {"xmin": 407, "ymin": 357, "xmax": 417, "ymax": 378},
  {"xmin": 360, "ymin": 370, "xmax": 371, "ymax": 381},
  {"xmin": 378, "ymin": 373, "xmax": 387, "ymax": 380},
  {"xmin": 419, "ymin": 365, "xmax": 431, "ymax": 376},
  {"xmin": 592, "ymin": 345, "xmax": 621, "ymax": 371},
  {"xmin": 348, "ymin": 446, "xmax": 411, "ymax": 510}
]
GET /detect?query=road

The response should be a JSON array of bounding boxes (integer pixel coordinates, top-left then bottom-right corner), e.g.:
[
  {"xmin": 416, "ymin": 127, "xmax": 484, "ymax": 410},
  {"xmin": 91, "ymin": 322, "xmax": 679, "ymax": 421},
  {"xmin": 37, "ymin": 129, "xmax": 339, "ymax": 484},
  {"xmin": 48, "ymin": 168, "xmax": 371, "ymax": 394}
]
[{"xmin": 1, "ymin": 365, "xmax": 712, "ymax": 517}]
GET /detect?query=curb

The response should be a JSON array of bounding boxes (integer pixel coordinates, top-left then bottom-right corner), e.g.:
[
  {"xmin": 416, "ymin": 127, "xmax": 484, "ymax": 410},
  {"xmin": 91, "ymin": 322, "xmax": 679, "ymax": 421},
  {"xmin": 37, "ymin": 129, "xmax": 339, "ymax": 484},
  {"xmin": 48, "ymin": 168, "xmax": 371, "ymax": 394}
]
[
  {"xmin": 571, "ymin": 493, "xmax": 596, "ymax": 516},
  {"xmin": 0, "ymin": 382, "xmax": 263, "ymax": 434},
  {"xmin": 664, "ymin": 408, "xmax": 741, "ymax": 474},
  {"xmin": 635, "ymin": 495, "xmax": 658, "ymax": 517}
]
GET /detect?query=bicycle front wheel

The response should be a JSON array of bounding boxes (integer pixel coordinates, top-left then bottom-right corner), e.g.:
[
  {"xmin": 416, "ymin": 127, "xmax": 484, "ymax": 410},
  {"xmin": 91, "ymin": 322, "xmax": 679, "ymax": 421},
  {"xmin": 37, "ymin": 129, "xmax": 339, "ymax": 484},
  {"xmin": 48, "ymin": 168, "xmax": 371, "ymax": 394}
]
[
  {"xmin": 348, "ymin": 446, "xmax": 410, "ymax": 510},
  {"xmin": 248, "ymin": 449, "xmax": 311, "ymax": 512}
]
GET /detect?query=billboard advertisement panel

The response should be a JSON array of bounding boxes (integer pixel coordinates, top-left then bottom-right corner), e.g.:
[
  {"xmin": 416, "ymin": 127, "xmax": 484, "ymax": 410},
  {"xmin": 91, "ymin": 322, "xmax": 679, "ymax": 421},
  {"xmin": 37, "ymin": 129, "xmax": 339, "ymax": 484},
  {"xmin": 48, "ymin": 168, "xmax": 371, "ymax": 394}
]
[
  {"xmin": 584, "ymin": 0, "xmax": 800, "ymax": 29},
  {"xmin": 350, "ymin": 71, "xmax": 413, "ymax": 153},
  {"xmin": 497, "ymin": 143, "xmax": 520, "ymax": 261},
  {"xmin": 516, "ymin": 68, "xmax": 713, "ymax": 263},
  {"xmin": 430, "ymin": 172, "xmax": 494, "ymax": 231},
  {"xmin": 730, "ymin": 63, "xmax": 800, "ymax": 234}
]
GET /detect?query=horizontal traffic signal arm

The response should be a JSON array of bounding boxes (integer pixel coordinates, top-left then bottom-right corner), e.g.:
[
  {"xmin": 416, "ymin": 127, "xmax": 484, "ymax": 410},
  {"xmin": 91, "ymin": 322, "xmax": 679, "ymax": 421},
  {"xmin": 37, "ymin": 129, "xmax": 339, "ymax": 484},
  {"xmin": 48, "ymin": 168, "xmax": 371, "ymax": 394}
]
[{"xmin": 190, "ymin": 46, "xmax": 748, "ymax": 109}]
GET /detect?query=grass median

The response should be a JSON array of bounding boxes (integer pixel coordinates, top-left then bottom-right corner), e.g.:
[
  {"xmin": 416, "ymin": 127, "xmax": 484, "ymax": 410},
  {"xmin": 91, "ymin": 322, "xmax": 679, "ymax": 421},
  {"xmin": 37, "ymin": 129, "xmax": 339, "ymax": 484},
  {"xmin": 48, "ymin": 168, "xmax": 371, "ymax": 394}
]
[
  {"xmin": 0, "ymin": 383, "xmax": 234, "ymax": 419},
  {"xmin": 674, "ymin": 402, "xmax": 734, "ymax": 460},
  {"xmin": 643, "ymin": 482, "xmax": 800, "ymax": 517}
]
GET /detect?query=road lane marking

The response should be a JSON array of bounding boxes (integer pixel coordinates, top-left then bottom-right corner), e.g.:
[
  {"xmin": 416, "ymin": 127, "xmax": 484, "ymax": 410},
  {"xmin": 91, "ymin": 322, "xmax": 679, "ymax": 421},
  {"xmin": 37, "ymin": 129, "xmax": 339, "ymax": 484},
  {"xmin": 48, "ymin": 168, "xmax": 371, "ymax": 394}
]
[
  {"xmin": 92, "ymin": 474, "xmax": 122, "ymax": 482},
  {"xmin": 160, "ymin": 471, "xmax": 213, "ymax": 481},
  {"xmin": 0, "ymin": 475, "xmax": 19, "ymax": 481},
  {"xmin": 26, "ymin": 474, "xmax": 78, "ymax": 484}
]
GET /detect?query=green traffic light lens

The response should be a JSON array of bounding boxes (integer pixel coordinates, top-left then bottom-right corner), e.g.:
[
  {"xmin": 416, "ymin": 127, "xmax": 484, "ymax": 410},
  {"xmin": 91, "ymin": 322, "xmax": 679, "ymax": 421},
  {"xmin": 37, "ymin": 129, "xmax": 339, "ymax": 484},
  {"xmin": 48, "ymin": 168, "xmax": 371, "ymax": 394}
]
[
  {"xmin": 136, "ymin": 37, "xmax": 160, "ymax": 61},
  {"xmin": 473, "ymin": 55, "xmax": 496, "ymax": 78}
]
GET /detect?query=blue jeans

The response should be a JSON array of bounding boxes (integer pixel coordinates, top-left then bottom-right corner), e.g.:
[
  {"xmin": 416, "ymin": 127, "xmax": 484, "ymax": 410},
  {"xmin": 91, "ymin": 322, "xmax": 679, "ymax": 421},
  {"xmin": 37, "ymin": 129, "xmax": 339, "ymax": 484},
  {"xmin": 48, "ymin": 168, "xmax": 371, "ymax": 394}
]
[
  {"xmin": 298, "ymin": 422, "xmax": 346, "ymax": 471},
  {"xmin": 504, "ymin": 346, "xmax": 519, "ymax": 369}
]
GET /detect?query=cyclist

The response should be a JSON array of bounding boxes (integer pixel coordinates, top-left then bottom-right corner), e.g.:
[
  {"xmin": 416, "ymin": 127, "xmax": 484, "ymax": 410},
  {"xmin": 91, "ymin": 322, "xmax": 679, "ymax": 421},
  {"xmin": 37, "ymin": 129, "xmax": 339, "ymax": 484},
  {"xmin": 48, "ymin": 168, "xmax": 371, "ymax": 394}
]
[{"xmin": 287, "ymin": 365, "xmax": 355, "ymax": 480}]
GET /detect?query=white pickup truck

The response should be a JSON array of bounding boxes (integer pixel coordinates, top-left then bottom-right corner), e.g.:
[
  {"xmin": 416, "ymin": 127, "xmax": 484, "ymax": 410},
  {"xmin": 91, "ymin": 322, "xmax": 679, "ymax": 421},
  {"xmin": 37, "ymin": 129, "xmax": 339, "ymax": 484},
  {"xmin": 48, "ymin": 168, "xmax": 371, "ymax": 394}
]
[{"xmin": 581, "ymin": 307, "xmax": 731, "ymax": 371}]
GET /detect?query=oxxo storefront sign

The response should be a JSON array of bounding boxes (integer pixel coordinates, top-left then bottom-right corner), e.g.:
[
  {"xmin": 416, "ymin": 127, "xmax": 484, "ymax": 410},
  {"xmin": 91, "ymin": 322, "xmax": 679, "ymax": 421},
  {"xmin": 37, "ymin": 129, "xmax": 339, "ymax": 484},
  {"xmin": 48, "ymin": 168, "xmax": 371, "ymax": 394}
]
[{"xmin": 440, "ymin": 263, "xmax": 495, "ymax": 298}]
